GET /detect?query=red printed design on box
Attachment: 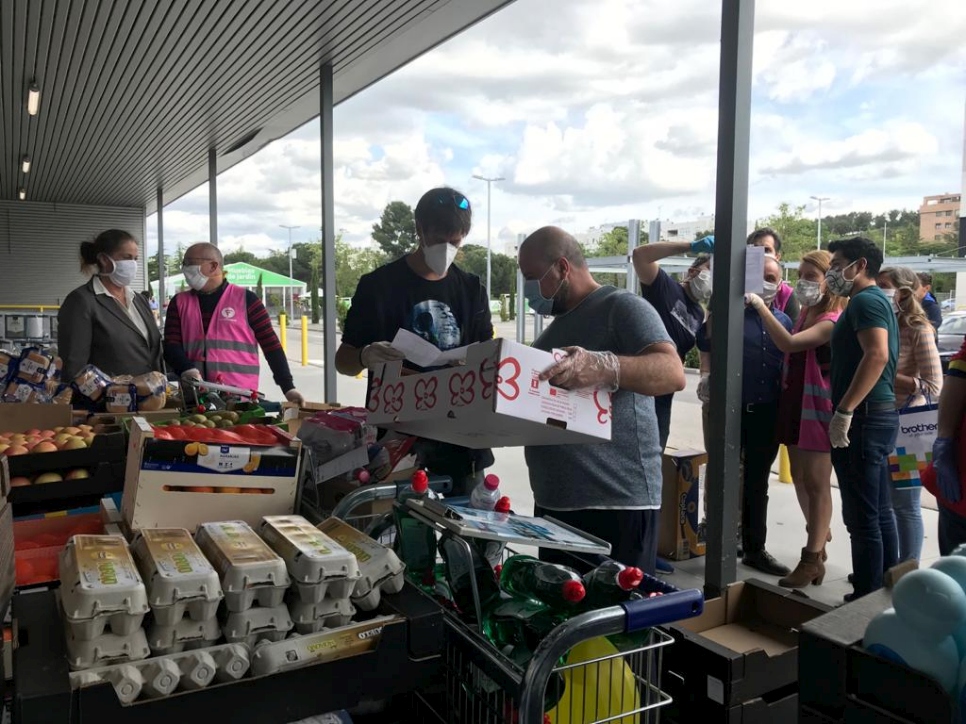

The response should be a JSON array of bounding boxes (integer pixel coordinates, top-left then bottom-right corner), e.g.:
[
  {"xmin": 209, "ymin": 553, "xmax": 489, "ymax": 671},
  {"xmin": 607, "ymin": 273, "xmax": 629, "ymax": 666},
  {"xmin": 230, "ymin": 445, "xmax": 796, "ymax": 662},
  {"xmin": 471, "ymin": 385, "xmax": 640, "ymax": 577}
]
[
  {"xmin": 449, "ymin": 372, "xmax": 476, "ymax": 407},
  {"xmin": 366, "ymin": 376, "xmax": 382, "ymax": 413},
  {"xmin": 382, "ymin": 383, "xmax": 404, "ymax": 415},
  {"xmin": 496, "ymin": 358, "xmax": 521, "ymax": 401},
  {"xmin": 414, "ymin": 377, "xmax": 437, "ymax": 411}
]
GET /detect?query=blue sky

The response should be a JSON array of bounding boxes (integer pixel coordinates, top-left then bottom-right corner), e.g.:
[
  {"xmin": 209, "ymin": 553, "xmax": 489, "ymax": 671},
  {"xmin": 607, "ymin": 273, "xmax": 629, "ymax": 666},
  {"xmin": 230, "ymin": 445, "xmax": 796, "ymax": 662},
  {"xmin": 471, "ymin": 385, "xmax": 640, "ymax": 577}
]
[{"xmin": 146, "ymin": 0, "xmax": 966, "ymax": 259}]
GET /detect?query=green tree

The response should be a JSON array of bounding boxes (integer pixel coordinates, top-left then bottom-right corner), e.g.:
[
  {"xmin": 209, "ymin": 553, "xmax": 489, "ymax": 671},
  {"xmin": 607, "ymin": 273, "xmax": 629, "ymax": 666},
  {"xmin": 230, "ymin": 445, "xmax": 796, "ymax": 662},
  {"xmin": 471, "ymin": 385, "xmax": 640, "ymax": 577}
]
[
  {"xmin": 371, "ymin": 201, "xmax": 417, "ymax": 259},
  {"xmin": 167, "ymin": 243, "xmax": 186, "ymax": 276},
  {"xmin": 255, "ymin": 273, "xmax": 263, "ymax": 301},
  {"xmin": 224, "ymin": 247, "xmax": 258, "ymax": 265},
  {"xmin": 582, "ymin": 226, "xmax": 648, "ymax": 287},
  {"xmin": 310, "ymin": 262, "xmax": 320, "ymax": 324},
  {"xmin": 334, "ymin": 239, "xmax": 385, "ymax": 300},
  {"xmin": 453, "ymin": 244, "xmax": 516, "ymax": 297},
  {"xmin": 755, "ymin": 203, "xmax": 816, "ymax": 259}
]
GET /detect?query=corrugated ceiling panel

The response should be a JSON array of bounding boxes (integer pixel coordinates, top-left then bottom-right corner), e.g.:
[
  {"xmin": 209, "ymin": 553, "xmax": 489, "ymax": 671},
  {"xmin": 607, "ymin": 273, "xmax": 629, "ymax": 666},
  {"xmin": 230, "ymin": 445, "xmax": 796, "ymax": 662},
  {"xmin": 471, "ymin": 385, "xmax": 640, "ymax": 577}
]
[
  {"xmin": 1, "ymin": 0, "xmax": 516, "ymax": 210},
  {"xmin": 0, "ymin": 200, "xmax": 147, "ymax": 305}
]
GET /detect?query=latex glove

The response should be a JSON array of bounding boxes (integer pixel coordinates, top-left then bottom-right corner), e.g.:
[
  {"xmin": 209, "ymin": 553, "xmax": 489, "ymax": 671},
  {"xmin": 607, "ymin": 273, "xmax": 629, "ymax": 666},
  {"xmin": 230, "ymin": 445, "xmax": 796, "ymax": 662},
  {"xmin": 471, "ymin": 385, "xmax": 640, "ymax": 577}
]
[
  {"xmin": 690, "ymin": 235, "xmax": 715, "ymax": 254},
  {"xmin": 933, "ymin": 437, "xmax": 961, "ymax": 503},
  {"xmin": 181, "ymin": 368, "xmax": 203, "ymax": 383},
  {"xmin": 697, "ymin": 374, "xmax": 711, "ymax": 404},
  {"xmin": 539, "ymin": 346, "xmax": 620, "ymax": 392},
  {"xmin": 828, "ymin": 410, "xmax": 853, "ymax": 448},
  {"xmin": 360, "ymin": 341, "xmax": 406, "ymax": 368},
  {"xmin": 285, "ymin": 389, "xmax": 305, "ymax": 406},
  {"xmin": 744, "ymin": 293, "xmax": 765, "ymax": 312}
]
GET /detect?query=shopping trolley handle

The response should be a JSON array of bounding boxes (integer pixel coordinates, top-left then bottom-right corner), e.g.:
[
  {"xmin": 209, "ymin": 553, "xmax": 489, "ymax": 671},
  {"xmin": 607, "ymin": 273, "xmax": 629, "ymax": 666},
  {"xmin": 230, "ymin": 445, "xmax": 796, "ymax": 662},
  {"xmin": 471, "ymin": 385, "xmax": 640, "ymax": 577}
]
[{"xmin": 622, "ymin": 586, "xmax": 704, "ymax": 633}]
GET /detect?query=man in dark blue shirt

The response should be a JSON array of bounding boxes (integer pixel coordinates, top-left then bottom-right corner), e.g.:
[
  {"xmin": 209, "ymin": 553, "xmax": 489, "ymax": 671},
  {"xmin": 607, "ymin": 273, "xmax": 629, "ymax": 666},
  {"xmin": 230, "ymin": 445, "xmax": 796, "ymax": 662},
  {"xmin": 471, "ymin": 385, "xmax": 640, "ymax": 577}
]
[
  {"xmin": 917, "ymin": 272, "xmax": 943, "ymax": 331},
  {"xmin": 697, "ymin": 254, "xmax": 793, "ymax": 576},
  {"xmin": 632, "ymin": 238, "xmax": 713, "ymax": 449}
]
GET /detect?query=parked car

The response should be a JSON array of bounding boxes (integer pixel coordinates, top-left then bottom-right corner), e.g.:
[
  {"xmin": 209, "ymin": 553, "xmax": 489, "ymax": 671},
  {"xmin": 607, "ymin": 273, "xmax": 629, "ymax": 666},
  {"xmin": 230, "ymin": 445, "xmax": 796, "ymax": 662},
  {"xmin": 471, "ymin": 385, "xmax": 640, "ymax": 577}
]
[
  {"xmin": 938, "ymin": 312, "xmax": 966, "ymax": 372},
  {"xmin": 942, "ymin": 297, "xmax": 958, "ymax": 311}
]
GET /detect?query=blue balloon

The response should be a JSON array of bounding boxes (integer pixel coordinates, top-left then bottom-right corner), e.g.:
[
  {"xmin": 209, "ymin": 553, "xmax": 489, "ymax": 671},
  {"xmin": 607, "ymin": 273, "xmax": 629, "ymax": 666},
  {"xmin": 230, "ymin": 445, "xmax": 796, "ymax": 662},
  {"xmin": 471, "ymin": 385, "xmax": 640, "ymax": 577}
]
[
  {"xmin": 864, "ymin": 609, "xmax": 960, "ymax": 693},
  {"xmin": 893, "ymin": 568, "xmax": 966, "ymax": 641}
]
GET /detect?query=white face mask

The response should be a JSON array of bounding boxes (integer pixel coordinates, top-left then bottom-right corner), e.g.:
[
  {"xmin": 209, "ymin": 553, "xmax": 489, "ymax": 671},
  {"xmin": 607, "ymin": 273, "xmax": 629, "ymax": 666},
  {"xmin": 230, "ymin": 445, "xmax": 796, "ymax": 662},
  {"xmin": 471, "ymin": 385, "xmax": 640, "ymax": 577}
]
[
  {"xmin": 182, "ymin": 265, "xmax": 209, "ymax": 291},
  {"xmin": 101, "ymin": 257, "xmax": 138, "ymax": 288},
  {"xmin": 423, "ymin": 242, "xmax": 459, "ymax": 276},
  {"xmin": 795, "ymin": 279, "xmax": 823, "ymax": 307},
  {"xmin": 881, "ymin": 288, "xmax": 901, "ymax": 314},
  {"xmin": 760, "ymin": 280, "xmax": 779, "ymax": 305},
  {"xmin": 689, "ymin": 269, "xmax": 712, "ymax": 302}
]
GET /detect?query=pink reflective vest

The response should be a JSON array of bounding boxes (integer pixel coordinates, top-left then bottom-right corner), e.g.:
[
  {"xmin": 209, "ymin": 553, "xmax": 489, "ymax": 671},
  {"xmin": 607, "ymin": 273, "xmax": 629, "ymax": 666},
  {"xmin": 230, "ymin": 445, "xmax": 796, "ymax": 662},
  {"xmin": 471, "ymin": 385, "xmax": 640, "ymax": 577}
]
[{"xmin": 175, "ymin": 283, "xmax": 260, "ymax": 390}]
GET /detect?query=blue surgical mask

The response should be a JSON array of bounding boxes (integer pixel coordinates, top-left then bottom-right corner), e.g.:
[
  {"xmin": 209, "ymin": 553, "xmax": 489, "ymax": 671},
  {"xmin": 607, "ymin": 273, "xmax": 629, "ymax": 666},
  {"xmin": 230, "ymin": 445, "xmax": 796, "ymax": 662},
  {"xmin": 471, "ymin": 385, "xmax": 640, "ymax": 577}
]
[{"xmin": 524, "ymin": 262, "xmax": 563, "ymax": 315}]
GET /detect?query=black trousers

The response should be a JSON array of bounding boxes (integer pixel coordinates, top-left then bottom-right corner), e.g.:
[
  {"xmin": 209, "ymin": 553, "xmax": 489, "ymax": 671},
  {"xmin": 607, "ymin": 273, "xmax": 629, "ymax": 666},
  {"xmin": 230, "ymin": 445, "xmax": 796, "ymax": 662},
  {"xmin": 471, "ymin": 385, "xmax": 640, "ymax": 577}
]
[
  {"xmin": 534, "ymin": 505, "xmax": 660, "ymax": 576},
  {"xmin": 654, "ymin": 393, "xmax": 673, "ymax": 451},
  {"xmin": 741, "ymin": 403, "xmax": 780, "ymax": 554},
  {"xmin": 939, "ymin": 505, "xmax": 966, "ymax": 556}
]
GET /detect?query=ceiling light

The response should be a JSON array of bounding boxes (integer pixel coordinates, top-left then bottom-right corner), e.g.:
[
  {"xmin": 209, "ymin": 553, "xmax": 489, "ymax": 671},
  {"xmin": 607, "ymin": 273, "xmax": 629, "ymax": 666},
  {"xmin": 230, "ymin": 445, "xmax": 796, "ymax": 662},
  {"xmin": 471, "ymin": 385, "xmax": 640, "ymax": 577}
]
[
  {"xmin": 21, "ymin": 156, "xmax": 30, "ymax": 173},
  {"xmin": 27, "ymin": 83, "xmax": 40, "ymax": 116},
  {"xmin": 18, "ymin": 188, "xmax": 26, "ymax": 201}
]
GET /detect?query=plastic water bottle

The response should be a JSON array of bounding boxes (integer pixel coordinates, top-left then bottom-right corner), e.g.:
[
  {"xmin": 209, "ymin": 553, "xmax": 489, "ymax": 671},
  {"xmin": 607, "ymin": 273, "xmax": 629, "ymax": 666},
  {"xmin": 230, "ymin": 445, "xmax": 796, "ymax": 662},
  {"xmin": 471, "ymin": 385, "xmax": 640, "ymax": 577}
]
[
  {"xmin": 500, "ymin": 555, "xmax": 586, "ymax": 609},
  {"xmin": 394, "ymin": 470, "xmax": 439, "ymax": 578},
  {"xmin": 469, "ymin": 474, "xmax": 502, "ymax": 510},
  {"xmin": 581, "ymin": 560, "xmax": 644, "ymax": 610},
  {"xmin": 482, "ymin": 595, "xmax": 559, "ymax": 650}
]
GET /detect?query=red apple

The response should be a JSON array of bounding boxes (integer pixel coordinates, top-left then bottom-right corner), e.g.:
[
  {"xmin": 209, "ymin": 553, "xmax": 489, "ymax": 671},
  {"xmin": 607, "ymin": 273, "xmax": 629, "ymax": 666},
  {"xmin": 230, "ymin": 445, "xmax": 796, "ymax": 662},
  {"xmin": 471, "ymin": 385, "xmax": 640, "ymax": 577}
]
[
  {"xmin": 24, "ymin": 428, "xmax": 41, "ymax": 436},
  {"xmin": 64, "ymin": 426, "xmax": 81, "ymax": 435},
  {"xmin": 38, "ymin": 429, "xmax": 55, "ymax": 439},
  {"xmin": 64, "ymin": 469, "xmax": 90, "ymax": 480},
  {"xmin": 3, "ymin": 446, "xmax": 29, "ymax": 457},
  {"xmin": 9, "ymin": 476, "xmax": 31, "ymax": 487},
  {"xmin": 32, "ymin": 441, "xmax": 59, "ymax": 454},
  {"xmin": 60, "ymin": 438, "xmax": 87, "ymax": 451}
]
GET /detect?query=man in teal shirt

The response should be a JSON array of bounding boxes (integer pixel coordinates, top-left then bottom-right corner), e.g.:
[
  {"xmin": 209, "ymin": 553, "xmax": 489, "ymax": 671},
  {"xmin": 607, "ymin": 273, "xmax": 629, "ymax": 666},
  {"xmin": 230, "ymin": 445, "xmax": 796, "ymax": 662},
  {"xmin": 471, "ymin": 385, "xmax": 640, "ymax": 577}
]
[{"xmin": 826, "ymin": 236, "xmax": 899, "ymax": 601}]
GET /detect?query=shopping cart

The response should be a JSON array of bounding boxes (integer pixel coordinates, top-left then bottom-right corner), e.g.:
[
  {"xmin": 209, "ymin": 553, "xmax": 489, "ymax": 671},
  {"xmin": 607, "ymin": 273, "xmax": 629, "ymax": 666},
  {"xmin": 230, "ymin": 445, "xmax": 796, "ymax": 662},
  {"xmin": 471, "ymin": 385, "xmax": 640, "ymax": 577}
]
[{"xmin": 327, "ymin": 482, "xmax": 704, "ymax": 724}]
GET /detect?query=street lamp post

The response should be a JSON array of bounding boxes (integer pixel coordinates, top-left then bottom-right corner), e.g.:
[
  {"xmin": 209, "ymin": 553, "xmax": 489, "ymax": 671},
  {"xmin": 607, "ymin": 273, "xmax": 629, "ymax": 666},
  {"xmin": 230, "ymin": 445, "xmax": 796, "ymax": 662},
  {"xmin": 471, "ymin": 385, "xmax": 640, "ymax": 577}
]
[
  {"xmin": 280, "ymin": 224, "xmax": 300, "ymax": 319},
  {"xmin": 472, "ymin": 174, "xmax": 505, "ymax": 301},
  {"xmin": 810, "ymin": 196, "xmax": 830, "ymax": 250}
]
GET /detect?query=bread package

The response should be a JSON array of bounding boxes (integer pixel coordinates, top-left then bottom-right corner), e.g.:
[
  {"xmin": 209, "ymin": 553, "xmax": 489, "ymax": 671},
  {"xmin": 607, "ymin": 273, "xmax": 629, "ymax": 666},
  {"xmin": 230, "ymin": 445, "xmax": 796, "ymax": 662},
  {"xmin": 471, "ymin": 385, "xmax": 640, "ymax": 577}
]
[
  {"xmin": 105, "ymin": 381, "xmax": 138, "ymax": 413},
  {"xmin": 16, "ymin": 347, "xmax": 54, "ymax": 385},
  {"xmin": 3, "ymin": 379, "xmax": 51, "ymax": 404},
  {"xmin": 0, "ymin": 350, "xmax": 16, "ymax": 386},
  {"xmin": 71, "ymin": 365, "xmax": 112, "ymax": 402},
  {"xmin": 132, "ymin": 371, "xmax": 167, "ymax": 411}
]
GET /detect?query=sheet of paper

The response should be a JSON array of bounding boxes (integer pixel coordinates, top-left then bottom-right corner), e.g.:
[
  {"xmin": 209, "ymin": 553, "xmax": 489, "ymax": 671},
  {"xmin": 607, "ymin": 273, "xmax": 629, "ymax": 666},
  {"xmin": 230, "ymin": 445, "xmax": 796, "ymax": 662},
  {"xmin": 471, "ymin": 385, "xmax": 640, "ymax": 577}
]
[
  {"xmin": 391, "ymin": 329, "xmax": 469, "ymax": 368},
  {"xmin": 745, "ymin": 245, "xmax": 765, "ymax": 294}
]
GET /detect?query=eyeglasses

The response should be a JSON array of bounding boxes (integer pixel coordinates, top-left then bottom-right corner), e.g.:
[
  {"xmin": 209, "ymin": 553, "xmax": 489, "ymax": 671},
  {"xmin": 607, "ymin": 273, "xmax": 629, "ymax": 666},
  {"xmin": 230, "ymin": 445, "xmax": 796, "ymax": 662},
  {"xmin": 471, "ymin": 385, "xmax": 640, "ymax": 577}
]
[{"xmin": 435, "ymin": 191, "xmax": 470, "ymax": 210}]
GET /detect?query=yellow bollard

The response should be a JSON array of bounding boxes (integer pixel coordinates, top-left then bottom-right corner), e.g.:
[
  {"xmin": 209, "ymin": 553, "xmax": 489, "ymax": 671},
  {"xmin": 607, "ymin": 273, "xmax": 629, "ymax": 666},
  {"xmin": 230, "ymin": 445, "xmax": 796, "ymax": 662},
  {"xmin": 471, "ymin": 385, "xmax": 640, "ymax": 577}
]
[
  {"xmin": 279, "ymin": 313, "xmax": 287, "ymax": 354},
  {"xmin": 301, "ymin": 316, "xmax": 308, "ymax": 367},
  {"xmin": 779, "ymin": 444, "xmax": 792, "ymax": 483}
]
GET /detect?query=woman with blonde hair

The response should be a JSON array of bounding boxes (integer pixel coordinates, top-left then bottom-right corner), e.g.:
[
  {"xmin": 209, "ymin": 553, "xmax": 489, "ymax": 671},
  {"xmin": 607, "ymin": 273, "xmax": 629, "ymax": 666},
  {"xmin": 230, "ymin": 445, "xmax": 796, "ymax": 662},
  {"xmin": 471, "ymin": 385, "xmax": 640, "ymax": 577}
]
[
  {"xmin": 745, "ymin": 250, "xmax": 847, "ymax": 587},
  {"xmin": 877, "ymin": 266, "xmax": 943, "ymax": 562}
]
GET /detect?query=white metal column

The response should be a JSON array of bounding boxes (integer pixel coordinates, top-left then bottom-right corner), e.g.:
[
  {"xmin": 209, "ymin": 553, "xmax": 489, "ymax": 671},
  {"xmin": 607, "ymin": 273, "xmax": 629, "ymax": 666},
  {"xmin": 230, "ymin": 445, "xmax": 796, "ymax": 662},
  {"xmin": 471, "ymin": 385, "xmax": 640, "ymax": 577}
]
[
  {"xmin": 320, "ymin": 62, "xmax": 337, "ymax": 402},
  {"xmin": 208, "ymin": 148, "xmax": 218, "ymax": 247},
  {"xmin": 626, "ymin": 218, "xmax": 640, "ymax": 292},
  {"xmin": 157, "ymin": 187, "xmax": 166, "ymax": 307}
]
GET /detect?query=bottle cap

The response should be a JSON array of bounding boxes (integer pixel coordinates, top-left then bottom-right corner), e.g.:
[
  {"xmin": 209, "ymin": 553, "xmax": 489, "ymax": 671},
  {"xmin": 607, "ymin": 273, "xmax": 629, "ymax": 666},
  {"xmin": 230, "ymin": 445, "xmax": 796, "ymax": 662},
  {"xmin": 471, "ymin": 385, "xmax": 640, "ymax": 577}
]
[
  {"xmin": 617, "ymin": 567, "xmax": 644, "ymax": 591},
  {"xmin": 356, "ymin": 469, "xmax": 371, "ymax": 484},
  {"xmin": 411, "ymin": 469, "xmax": 429, "ymax": 493},
  {"xmin": 562, "ymin": 580, "xmax": 586, "ymax": 603},
  {"xmin": 617, "ymin": 566, "xmax": 644, "ymax": 591},
  {"xmin": 494, "ymin": 496, "xmax": 512, "ymax": 513},
  {"xmin": 484, "ymin": 474, "xmax": 500, "ymax": 491}
]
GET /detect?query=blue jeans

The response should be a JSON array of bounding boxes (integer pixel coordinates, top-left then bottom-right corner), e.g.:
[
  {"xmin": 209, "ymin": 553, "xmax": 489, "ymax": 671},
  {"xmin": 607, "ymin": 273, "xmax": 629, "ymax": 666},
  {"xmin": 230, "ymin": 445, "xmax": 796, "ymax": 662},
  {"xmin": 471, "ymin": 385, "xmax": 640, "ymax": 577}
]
[
  {"xmin": 830, "ymin": 407, "xmax": 899, "ymax": 597},
  {"xmin": 889, "ymin": 476, "xmax": 923, "ymax": 562}
]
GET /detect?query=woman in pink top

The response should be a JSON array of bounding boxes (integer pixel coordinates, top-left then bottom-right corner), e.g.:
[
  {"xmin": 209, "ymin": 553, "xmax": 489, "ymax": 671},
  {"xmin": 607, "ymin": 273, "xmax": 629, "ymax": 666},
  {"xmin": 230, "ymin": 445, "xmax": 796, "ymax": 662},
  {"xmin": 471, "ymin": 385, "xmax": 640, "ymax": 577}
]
[
  {"xmin": 877, "ymin": 267, "xmax": 943, "ymax": 563},
  {"xmin": 746, "ymin": 250, "xmax": 847, "ymax": 588}
]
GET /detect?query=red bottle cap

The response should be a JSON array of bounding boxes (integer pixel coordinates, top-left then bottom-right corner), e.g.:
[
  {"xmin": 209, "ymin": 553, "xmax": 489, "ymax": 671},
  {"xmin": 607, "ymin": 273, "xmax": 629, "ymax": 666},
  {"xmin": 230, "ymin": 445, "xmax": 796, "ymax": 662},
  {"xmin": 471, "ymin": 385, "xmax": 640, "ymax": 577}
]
[
  {"xmin": 356, "ymin": 469, "xmax": 371, "ymax": 484},
  {"xmin": 494, "ymin": 496, "xmax": 512, "ymax": 513},
  {"xmin": 494, "ymin": 564, "xmax": 503, "ymax": 578},
  {"xmin": 411, "ymin": 469, "xmax": 429, "ymax": 493},
  {"xmin": 617, "ymin": 566, "xmax": 644, "ymax": 591},
  {"xmin": 562, "ymin": 580, "xmax": 586, "ymax": 603},
  {"xmin": 484, "ymin": 474, "xmax": 500, "ymax": 491}
]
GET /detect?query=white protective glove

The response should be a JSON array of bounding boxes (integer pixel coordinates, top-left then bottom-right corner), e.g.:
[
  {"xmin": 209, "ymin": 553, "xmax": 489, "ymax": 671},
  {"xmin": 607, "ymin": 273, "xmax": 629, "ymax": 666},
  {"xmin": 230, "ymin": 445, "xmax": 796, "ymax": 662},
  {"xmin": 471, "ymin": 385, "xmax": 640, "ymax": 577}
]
[
  {"xmin": 828, "ymin": 410, "xmax": 853, "ymax": 448},
  {"xmin": 744, "ymin": 293, "xmax": 765, "ymax": 312},
  {"xmin": 360, "ymin": 341, "xmax": 407, "ymax": 368},
  {"xmin": 285, "ymin": 389, "xmax": 305, "ymax": 405},
  {"xmin": 539, "ymin": 346, "xmax": 620, "ymax": 392},
  {"xmin": 697, "ymin": 374, "xmax": 711, "ymax": 404},
  {"xmin": 181, "ymin": 368, "xmax": 203, "ymax": 383}
]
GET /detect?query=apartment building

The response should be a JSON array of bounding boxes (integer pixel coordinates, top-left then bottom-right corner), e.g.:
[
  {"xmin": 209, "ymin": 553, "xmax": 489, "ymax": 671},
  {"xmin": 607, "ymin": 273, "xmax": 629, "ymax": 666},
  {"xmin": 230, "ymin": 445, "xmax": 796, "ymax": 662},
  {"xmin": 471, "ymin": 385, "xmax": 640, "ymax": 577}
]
[{"xmin": 919, "ymin": 193, "xmax": 961, "ymax": 241}]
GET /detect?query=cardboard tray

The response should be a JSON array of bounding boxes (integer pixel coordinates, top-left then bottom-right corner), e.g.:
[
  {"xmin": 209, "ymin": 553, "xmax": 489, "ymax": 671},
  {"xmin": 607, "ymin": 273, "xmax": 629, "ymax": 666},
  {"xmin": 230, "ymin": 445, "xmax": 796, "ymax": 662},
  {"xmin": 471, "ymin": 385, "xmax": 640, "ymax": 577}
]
[
  {"xmin": 662, "ymin": 579, "xmax": 832, "ymax": 714},
  {"xmin": 12, "ymin": 583, "xmax": 443, "ymax": 724},
  {"xmin": 5, "ymin": 430, "xmax": 126, "ymax": 478},
  {"xmin": 7, "ymin": 462, "xmax": 125, "ymax": 517}
]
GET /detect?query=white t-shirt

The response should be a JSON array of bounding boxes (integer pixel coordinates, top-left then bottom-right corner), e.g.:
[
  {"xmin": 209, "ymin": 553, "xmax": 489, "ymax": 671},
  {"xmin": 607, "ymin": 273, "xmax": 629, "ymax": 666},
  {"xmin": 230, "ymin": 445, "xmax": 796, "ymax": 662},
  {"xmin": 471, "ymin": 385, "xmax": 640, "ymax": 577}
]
[{"xmin": 92, "ymin": 277, "xmax": 150, "ymax": 342}]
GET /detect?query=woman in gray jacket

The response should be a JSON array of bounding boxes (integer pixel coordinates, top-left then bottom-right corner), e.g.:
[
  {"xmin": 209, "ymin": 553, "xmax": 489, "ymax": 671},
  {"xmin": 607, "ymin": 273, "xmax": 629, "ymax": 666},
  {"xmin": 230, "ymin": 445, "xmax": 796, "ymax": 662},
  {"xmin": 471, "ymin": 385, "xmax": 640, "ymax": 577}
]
[{"xmin": 58, "ymin": 229, "xmax": 162, "ymax": 379}]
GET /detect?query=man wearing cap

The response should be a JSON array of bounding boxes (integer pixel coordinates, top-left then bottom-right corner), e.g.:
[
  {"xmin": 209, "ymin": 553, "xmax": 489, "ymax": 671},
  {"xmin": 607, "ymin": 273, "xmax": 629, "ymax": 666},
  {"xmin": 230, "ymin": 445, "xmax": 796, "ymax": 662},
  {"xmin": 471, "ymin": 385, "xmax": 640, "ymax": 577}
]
[{"xmin": 335, "ymin": 187, "xmax": 494, "ymax": 494}]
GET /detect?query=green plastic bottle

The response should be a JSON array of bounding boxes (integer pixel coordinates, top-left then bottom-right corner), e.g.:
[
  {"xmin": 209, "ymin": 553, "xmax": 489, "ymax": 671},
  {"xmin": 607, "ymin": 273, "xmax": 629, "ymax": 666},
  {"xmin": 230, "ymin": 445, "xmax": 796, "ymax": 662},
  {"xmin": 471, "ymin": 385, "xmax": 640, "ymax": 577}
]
[
  {"xmin": 500, "ymin": 555, "xmax": 586, "ymax": 609},
  {"xmin": 393, "ymin": 470, "xmax": 438, "ymax": 580}
]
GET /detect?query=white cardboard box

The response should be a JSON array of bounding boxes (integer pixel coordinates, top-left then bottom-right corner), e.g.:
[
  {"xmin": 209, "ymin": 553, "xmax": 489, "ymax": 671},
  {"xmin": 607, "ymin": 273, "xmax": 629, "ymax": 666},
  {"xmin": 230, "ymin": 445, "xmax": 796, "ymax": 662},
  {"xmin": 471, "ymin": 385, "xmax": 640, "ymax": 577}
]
[
  {"xmin": 121, "ymin": 418, "xmax": 301, "ymax": 533},
  {"xmin": 366, "ymin": 338, "xmax": 612, "ymax": 449}
]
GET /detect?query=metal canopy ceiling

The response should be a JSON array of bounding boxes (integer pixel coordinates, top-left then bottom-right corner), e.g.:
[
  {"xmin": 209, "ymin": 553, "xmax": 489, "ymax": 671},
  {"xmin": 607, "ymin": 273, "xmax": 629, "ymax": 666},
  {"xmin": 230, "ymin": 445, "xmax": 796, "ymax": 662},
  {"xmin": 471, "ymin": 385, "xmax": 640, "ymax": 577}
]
[{"xmin": 0, "ymin": 0, "xmax": 513, "ymax": 213}]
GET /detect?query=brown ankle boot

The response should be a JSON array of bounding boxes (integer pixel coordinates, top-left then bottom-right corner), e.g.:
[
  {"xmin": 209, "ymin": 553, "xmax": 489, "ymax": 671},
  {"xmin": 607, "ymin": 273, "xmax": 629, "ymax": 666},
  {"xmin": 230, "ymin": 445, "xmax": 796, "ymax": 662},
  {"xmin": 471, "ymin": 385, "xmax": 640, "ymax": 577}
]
[{"xmin": 779, "ymin": 548, "xmax": 825, "ymax": 588}]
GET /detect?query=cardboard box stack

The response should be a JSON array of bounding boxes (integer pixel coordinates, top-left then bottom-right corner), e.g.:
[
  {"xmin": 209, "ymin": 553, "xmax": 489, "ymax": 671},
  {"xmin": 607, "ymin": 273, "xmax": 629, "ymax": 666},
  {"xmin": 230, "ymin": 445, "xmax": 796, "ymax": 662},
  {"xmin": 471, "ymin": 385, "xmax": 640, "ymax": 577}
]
[{"xmin": 659, "ymin": 450, "xmax": 707, "ymax": 561}]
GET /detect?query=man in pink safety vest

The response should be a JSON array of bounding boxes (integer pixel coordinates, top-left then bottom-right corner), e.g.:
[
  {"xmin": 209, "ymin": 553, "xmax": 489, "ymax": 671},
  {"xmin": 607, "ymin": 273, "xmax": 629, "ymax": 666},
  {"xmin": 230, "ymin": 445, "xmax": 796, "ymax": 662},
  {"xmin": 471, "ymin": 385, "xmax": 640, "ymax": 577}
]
[{"xmin": 163, "ymin": 243, "xmax": 304, "ymax": 404}]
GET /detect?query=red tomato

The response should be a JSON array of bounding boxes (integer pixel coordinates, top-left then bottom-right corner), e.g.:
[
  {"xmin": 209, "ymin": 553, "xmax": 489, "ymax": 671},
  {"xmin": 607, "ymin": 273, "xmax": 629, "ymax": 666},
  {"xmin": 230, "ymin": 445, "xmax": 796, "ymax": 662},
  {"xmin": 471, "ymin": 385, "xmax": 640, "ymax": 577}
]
[{"xmin": 152, "ymin": 429, "xmax": 172, "ymax": 440}]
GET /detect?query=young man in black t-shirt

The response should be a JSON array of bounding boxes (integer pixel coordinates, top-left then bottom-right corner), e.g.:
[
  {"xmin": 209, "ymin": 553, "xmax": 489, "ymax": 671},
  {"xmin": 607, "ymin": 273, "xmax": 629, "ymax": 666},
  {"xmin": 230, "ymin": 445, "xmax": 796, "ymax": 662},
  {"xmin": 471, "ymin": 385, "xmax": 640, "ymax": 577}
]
[{"xmin": 335, "ymin": 187, "xmax": 494, "ymax": 494}]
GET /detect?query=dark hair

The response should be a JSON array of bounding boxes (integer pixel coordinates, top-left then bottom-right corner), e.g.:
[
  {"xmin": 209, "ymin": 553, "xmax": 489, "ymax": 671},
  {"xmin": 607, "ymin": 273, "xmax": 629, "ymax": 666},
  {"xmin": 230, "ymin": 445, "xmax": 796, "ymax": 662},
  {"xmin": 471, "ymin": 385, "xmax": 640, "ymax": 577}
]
[
  {"xmin": 689, "ymin": 253, "xmax": 711, "ymax": 270},
  {"xmin": 79, "ymin": 229, "xmax": 136, "ymax": 272},
  {"xmin": 414, "ymin": 187, "xmax": 472, "ymax": 239},
  {"xmin": 917, "ymin": 272, "xmax": 933, "ymax": 287},
  {"xmin": 827, "ymin": 236, "xmax": 883, "ymax": 277},
  {"xmin": 747, "ymin": 227, "xmax": 782, "ymax": 253}
]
